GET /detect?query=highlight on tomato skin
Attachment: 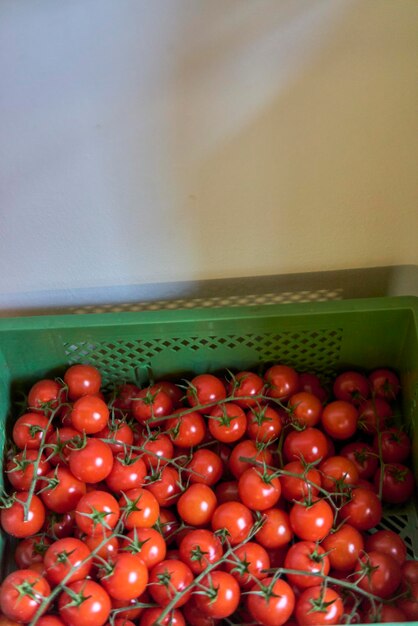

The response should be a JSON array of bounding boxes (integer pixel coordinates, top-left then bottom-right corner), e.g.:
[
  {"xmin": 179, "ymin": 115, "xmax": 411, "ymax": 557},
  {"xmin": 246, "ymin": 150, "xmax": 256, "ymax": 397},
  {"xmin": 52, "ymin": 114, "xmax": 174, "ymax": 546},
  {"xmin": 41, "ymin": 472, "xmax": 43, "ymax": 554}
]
[{"xmin": 0, "ymin": 361, "xmax": 414, "ymax": 626}]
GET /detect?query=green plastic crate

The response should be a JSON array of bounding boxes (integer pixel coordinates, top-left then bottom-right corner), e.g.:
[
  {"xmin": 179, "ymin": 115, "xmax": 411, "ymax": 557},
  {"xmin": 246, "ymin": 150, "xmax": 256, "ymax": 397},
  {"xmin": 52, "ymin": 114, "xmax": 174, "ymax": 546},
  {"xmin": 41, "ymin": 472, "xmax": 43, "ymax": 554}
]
[{"xmin": 0, "ymin": 296, "xmax": 417, "ymax": 625}]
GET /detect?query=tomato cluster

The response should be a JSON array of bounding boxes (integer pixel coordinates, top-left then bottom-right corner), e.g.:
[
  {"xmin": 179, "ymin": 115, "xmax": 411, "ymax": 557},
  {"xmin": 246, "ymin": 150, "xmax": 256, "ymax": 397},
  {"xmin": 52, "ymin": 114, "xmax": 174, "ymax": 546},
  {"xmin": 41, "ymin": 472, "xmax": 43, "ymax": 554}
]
[{"xmin": 0, "ymin": 363, "xmax": 417, "ymax": 626}]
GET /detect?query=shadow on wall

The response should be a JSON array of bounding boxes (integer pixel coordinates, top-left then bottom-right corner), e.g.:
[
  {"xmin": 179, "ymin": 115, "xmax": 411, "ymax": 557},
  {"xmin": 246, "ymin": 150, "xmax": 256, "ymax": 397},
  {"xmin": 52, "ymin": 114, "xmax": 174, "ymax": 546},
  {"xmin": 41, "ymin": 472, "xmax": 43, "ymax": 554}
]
[{"xmin": 167, "ymin": 0, "xmax": 418, "ymax": 279}]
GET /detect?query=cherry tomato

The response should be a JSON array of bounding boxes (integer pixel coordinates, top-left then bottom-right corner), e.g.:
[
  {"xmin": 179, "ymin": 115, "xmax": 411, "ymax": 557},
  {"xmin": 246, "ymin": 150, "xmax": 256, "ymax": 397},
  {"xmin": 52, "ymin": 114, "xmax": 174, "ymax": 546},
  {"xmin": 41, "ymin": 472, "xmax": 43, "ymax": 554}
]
[
  {"xmin": 195, "ymin": 571, "xmax": 240, "ymax": 618},
  {"xmin": 44, "ymin": 511, "xmax": 75, "ymax": 540},
  {"xmin": 284, "ymin": 541, "xmax": 330, "ymax": 588},
  {"xmin": 187, "ymin": 374, "xmax": 226, "ymax": 407},
  {"xmin": 70, "ymin": 395, "xmax": 109, "ymax": 434},
  {"xmin": 321, "ymin": 524, "xmax": 364, "ymax": 572},
  {"xmin": 399, "ymin": 581, "xmax": 418, "ymax": 620},
  {"xmin": 362, "ymin": 604, "xmax": 407, "ymax": 624},
  {"xmin": 148, "ymin": 559, "xmax": 193, "ymax": 608},
  {"xmin": 58, "ymin": 579, "xmax": 111, "ymax": 626},
  {"xmin": 153, "ymin": 380, "xmax": 184, "ymax": 407},
  {"xmin": 255, "ymin": 507, "xmax": 293, "ymax": 549},
  {"xmin": 264, "ymin": 365, "xmax": 299, "ymax": 401},
  {"xmin": 369, "ymin": 368, "xmax": 400, "ymax": 400},
  {"xmin": 119, "ymin": 488, "xmax": 160, "ymax": 529},
  {"xmin": 182, "ymin": 597, "xmax": 219, "ymax": 626},
  {"xmin": 139, "ymin": 608, "xmax": 185, "ymax": 626},
  {"xmin": 105, "ymin": 453, "xmax": 147, "ymax": 493},
  {"xmin": 229, "ymin": 439, "xmax": 273, "ymax": 479},
  {"xmin": 373, "ymin": 427, "xmax": 411, "ymax": 463},
  {"xmin": 137, "ymin": 431, "xmax": 173, "ymax": 469},
  {"xmin": 187, "ymin": 448, "xmax": 223, "ymax": 485},
  {"xmin": 299, "ymin": 372, "xmax": 327, "ymax": 403},
  {"xmin": 14, "ymin": 535, "xmax": 51, "ymax": 569},
  {"xmin": 365, "ymin": 530, "xmax": 407, "ymax": 566},
  {"xmin": 339, "ymin": 487, "xmax": 382, "ymax": 531},
  {"xmin": 100, "ymin": 553, "xmax": 148, "ymax": 601},
  {"xmin": 75, "ymin": 490, "xmax": 120, "ymax": 536},
  {"xmin": 289, "ymin": 498, "xmax": 333, "ymax": 542},
  {"xmin": 208, "ymin": 402, "xmax": 246, "ymax": 443},
  {"xmin": 0, "ymin": 569, "xmax": 50, "ymax": 623},
  {"xmin": 46, "ymin": 427, "xmax": 79, "ymax": 465},
  {"xmin": 280, "ymin": 461, "xmax": 322, "ymax": 502},
  {"xmin": 225, "ymin": 541, "xmax": 270, "ymax": 588},
  {"xmin": 35, "ymin": 617, "xmax": 67, "ymax": 626},
  {"xmin": 111, "ymin": 594, "xmax": 148, "ymax": 621},
  {"xmin": 333, "ymin": 371, "xmax": 369, "ymax": 404},
  {"xmin": 64, "ymin": 364, "xmax": 102, "ymax": 400},
  {"xmin": 6, "ymin": 450, "xmax": 50, "ymax": 491},
  {"xmin": 340, "ymin": 442, "xmax": 378, "ymax": 479},
  {"xmin": 403, "ymin": 560, "xmax": 418, "ymax": 585},
  {"xmin": 246, "ymin": 405, "xmax": 282, "ymax": 442},
  {"xmin": 132, "ymin": 387, "xmax": 173, "ymax": 423},
  {"xmin": 41, "ymin": 466, "xmax": 86, "ymax": 514},
  {"xmin": 247, "ymin": 577, "xmax": 295, "ymax": 626},
  {"xmin": 321, "ymin": 401, "xmax": 358, "ymax": 440},
  {"xmin": 166, "ymin": 409, "xmax": 206, "ymax": 448},
  {"xmin": 177, "ymin": 484, "xmax": 217, "ymax": 526},
  {"xmin": 283, "ymin": 428, "xmax": 328, "ymax": 464},
  {"xmin": 95, "ymin": 420, "xmax": 134, "ymax": 455},
  {"xmin": 121, "ymin": 527, "xmax": 166, "ymax": 569},
  {"xmin": 146, "ymin": 465, "xmax": 182, "ymax": 507},
  {"xmin": 1, "ymin": 492, "xmax": 45, "ymax": 538},
  {"xmin": 229, "ymin": 371, "xmax": 265, "ymax": 408},
  {"xmin": 211, "ymin": 501, "xmax": 253, "ymax": 545},
  {"xmin": 354, "ymin": 551, "xmax": 402, "ymax": 598},
  {"xmin": 214, "ymin": 480, "xmax": 239, "ymax": 503},
  {"xmin": 358, "ymin": 398, "xmax": 392, "ymax": 434},
  {"xmin": 44, "ymin": 537, "xmax": 91, "ymax": 585},
  {"xmin": 69, "ymin": 438, "xmax": 114, "ymax": 483},
  {"xmin": 319, "ymin": 456, "xmax": 359, "ymax": 491},
  {"xmin": 295, "ymin": 586, "xmax": 343, "ymax": 625},
  {"xmin": 238, "ymin": 467, "xmax": 281, "ymax": 511},
  {"xmin": 28, "ymin": 379, "xmax": 63, "ymax": 412},
  {"xmin": 288, "ymin": 392, "xmax": 322, "ymax": 427},
  {"xmin": 85, "ymin": 531, "xmax": 119, "ymax": 565},
  {"xmin": 374, "ymin": 463, "xmax": 415, "ymax": 504},
  {"xmin": 178, "ymin": 529, "xmax": 223, "ymax": 574},
  {"xmin": 12, "ymin": 413, "xmax": 52, "ymax": 450}
]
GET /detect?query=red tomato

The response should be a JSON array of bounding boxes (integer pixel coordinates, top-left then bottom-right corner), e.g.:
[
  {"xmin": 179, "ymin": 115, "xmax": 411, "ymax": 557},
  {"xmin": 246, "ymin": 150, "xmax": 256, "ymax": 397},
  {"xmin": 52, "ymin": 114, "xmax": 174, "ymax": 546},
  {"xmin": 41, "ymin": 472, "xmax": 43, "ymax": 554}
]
[
  {"xmin": 140, "ymin": 608, "xmax": 185, "ymax": 626},
  {"xmin": 132, "ymin": 386, "xmax": 173, "ymax": 423},
  {"xmin": 119, "ymin": 488, "xmax": 160, "ymax": 529},
  {"xmin": 111, "ymin": 382, "xmax": 140, "ymax": 413},
  {"xmin": 58, "ymin": 579, "xmax": 111, "ymax": 626},
  {"xmin": 229, "ymin": 439, "xmax": 273, "ymax": 479},
  {"xmin": 146, "ymin": 465, "xmax": 182, "ymax": 507},
  {"xmin": 284, "ymin": 541, "xmax": 330, "ymax": 588},
  {"xmin": 289, "ymin": 498, "xmax": 333, "ymax": 542},
  {"xmin": 166, "ymin": 409, "xmax": 206, "ymax": 448},
  {"xmin": 403, "ymin": 560, "xmax": 418, "ymax": 585},
  {"xmin": 46, "ymin": 427, "xmax": 79, "ymax": 465},
  {"xmin": 14, "ymin": 535, "xmax": 51, "ymax": 569},
  {"xmin": 178, "ymin": 529, "xmax": 223, "ymax": 574},
  {"xmin": 229, "ymin": 371, "xmax": 265, "ymax": 408},
  {"xmin": 187, "ymin": 374, "xmax": 226, "ymax": 407},
  {"xmin": 95, "ymin": 420, "xmax": 134, "ymax": 454},
  {"xmin": 247, "ymin": 577, "xmax": 295, "ymax": 626},
  {"xmin": 246, "ymin": 405, "xmax": 282, "ymax": 442},
  {"xmin": 69, "ymin": 438, "xmax": 114, "ymax": 483},
  {"xmin": 299, "ymin": 372, "xmax": 327, "ymax": 403},
  {"xmin": 339, "ymin": 487, "xmax": 382, "ymax": 531},
  {"xmin": 6, "ymin": 449, "xmax": 50, "ymax": 491},
  {"xmin": 85, "ymin": 531, "xmax": 119, "ymax": 565},
  {"xmin": 321, "ymin": 524, "xmax": 364, "ymax": 572},
  {"xmin": 121, "ymin": 527, "xmax": 166, "ymax": 569},
  {"xmin": 238, "ymin": 467, "xmax": 281, "ymax": 511},
  {"xmin": 283, "ymin": 428, "xmax": 328, "ymax": 464},
  {"xmin": 365, "ymin": 530, "xmax": 407, "ymax": 566},
  {"xmin": 265, "ymin": 365, "xmax": 299, "ymax": 400},
  {"xmin": 71, "ymin": 395, "xmax": 109, "ymax": 434},
  {"xmin": 105, "ymin": 453, "xmax": 147, "ymax": 493},
  {"xmin": 340, "ymin": 442, "xmax": 378, "ymax": 479},
  {"xmin": 358, "ymin": 398, "xmax": 392, "ymax": 434},
  {"xmin": 255, "ymin": 507, "xmax": 293, "ymax": 549},
  {"xmin": 44, "ymin": 511, "xmax": 75, "ymax": 540},
  {"xmin": 354, "ymin": 551, "xmax": 401, "ymax": 598},
  {"xmin": 208, "ymin": 402, "xmax": 246, "ymax": 443},
  {"xmin": 369, "ymin": 368, "xmax": 400, "ymax": 400},
  {"xmin": 374, "ymin": 463, "xmax": 415, "ymax": 504},
  {"xmin": 211, "ymin": 501, "xmax": 253, "ymax": 545},
  {"xmin": 319, "ymin": 456, "xmax": 359, "ymax": 491},
  {"xmin": 280, "ymin": 461, "xmax": 322, "ymax": 502},
  {"xmin": 214, "ymin": 480, "xmax": 240, "ymax": 503},
  {"xmin": 35, "ymin": 617, "xmax": 66, "ymax": 626},
  {"xmin": 225, "ymin": 541, "xmax": 270, "ymax": 588},
  {"xmin": 0, "ymin": 569, "xmax": 50, "ymax": 623},
  {"xmin": 157, "ymin": 508, "xmax": 180, "ymax": 544},
  {"xmin": 12, "ymin": 413, "xmax": 52, "ymax": 450},
  {"xmin": 399, "ymin": 581, "xmax": 418, "ymax": 620},
  {"xmin": 41, "ymin": 466, "xmax": 86, "ymax": 514},
  {"xmin": 182, "ymin": 597, "xmax": 219, "ymax": 626},
  {"xmin": 195, "ymin": 571, "xmax": 240, "ymax": 618},
  {"xmin": 333, "ymin": 371, "xmax": 370, "ymax": 405},
  {"xmin": 288, "ymin": 392, "xmax": 322, "ymax": 427},
  {"xmin": 148, "ymin": 559, "xmax": 193, "ymax": 608},
  {"xmin": 64, "ymin": 364, "xmax": 102, "ymax": 400},
  {"xmin": 28, "ymin": 379, "xmax": 62, "ymax": 412},
  {"xmin": 137, "ymin": 431, "xmax": 174, "ymax": 469},
  {"xmin": 111, "ymin": 594, "xmax": 148, "ymax": 621},
  {"xmin": 44, "ymin": 537, "xmax": 91, "ymax": 585},
  {"xmin": 1, "ymin": 492, "xmax": 45, "ymax": 538},
  {"xmin": 187, "ymin": 448, "xmax": 223, "ymax": 485},
  {"xmin": 295, "ymin": 586, "xmax": 343, "ymax": 625},
  {"xmin": 362, "ymin": 604, "xmax": 407, "ymax": 624},
  {"xmin": 177, "ymin": 484, "xmax": 217, "ymax": 526},
  {"xmin": 99, "ymin": 553, "xmax": 148, "ymax": 601},
  {"xmin": 373, "ymin": 427, "xmax": 411, "ymax": 463},
  {"xmin": 153, "ymin": 380, "xmax": 184, "ymax": 407},
  {"xmin": 75, "ymin": 490, "xmax": 120, "ymax": 536},
  {"xmin": 321, "ymin": 401, "xmax": 358, "ymax": 440}
]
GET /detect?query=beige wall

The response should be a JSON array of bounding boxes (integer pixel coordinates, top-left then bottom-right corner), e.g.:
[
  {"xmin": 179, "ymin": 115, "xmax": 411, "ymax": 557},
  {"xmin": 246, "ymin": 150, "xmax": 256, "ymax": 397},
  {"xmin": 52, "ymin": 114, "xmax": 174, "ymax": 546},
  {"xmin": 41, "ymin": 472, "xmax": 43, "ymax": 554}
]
[{"xmin": 0, "ymin": 0, "xmax": 417, "ymax": 306}]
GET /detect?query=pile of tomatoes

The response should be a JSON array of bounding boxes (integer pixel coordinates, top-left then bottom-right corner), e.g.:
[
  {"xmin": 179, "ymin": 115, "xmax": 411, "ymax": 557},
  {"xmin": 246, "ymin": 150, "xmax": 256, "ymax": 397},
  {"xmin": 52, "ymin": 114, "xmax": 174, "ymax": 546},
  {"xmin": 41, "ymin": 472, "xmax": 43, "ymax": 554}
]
[{"xmin": 0, "ymin": 362, "xmax": 417, "ymax": 626}]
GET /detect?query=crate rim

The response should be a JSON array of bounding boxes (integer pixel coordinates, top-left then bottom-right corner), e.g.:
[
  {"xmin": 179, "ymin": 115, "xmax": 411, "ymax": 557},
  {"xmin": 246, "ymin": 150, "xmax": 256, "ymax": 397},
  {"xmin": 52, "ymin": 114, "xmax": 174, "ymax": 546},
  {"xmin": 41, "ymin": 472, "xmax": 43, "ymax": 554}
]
[{"xmin": 0, "ymin": 295, "xmax": 417, "ymax": 333}]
